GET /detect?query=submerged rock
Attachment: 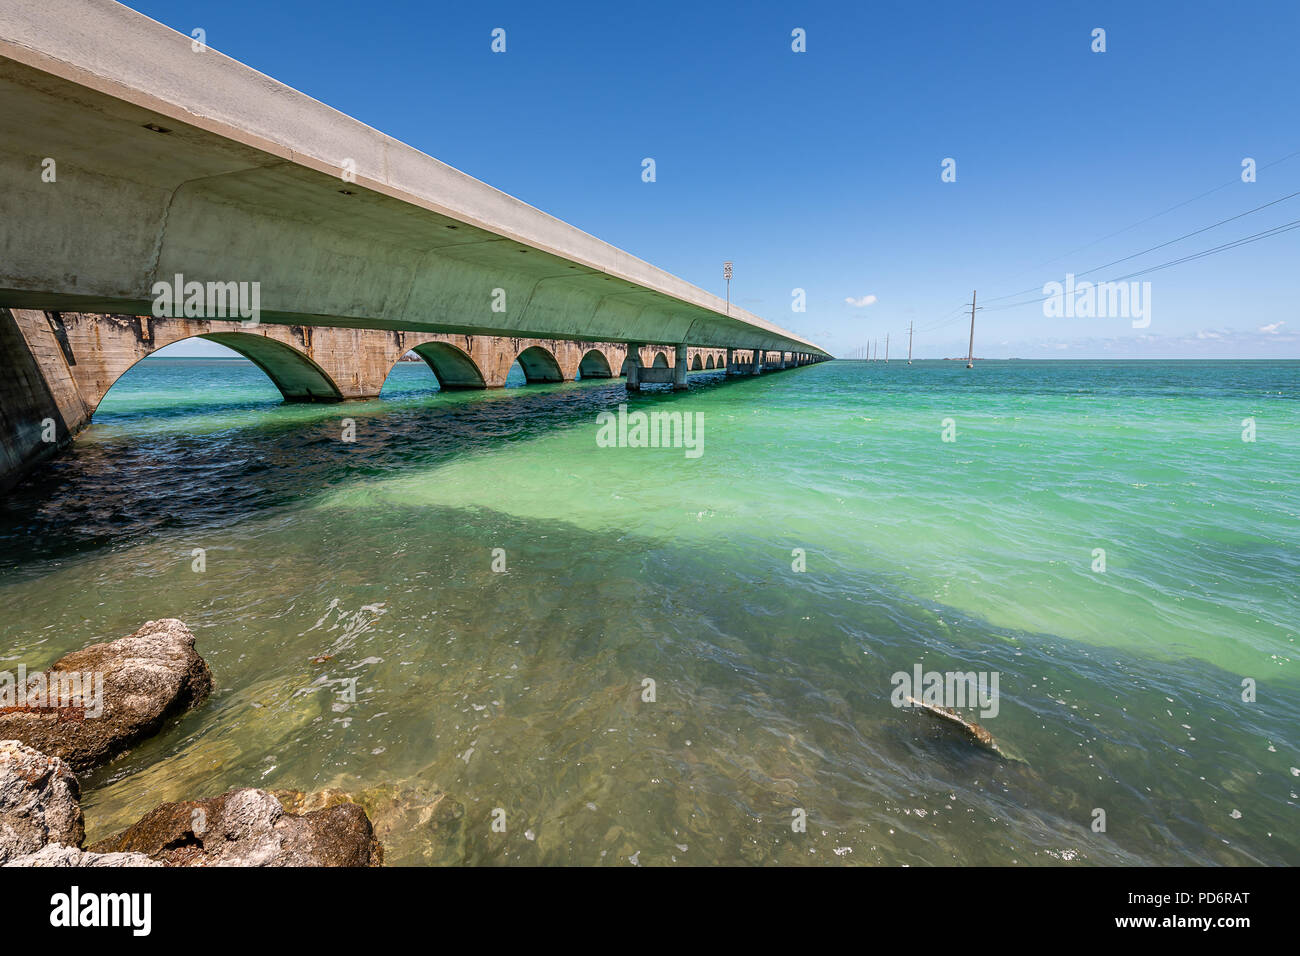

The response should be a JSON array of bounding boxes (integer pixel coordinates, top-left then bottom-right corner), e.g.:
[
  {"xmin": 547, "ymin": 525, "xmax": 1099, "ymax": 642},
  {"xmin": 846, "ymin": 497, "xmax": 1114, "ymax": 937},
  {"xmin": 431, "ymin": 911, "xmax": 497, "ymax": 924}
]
[
  {"xmin": 0, "ymin": 739, "xmax": 85, "ymax": 863},
  {"xmin": 271, "ymin": 787, "xmax": 357, "ymax": 815},
  {"xmin": 357, "ymin": 783, "xmax": 464, "ymax": 864},
  {"xmin": 4, "ymin": 844, "xmax": 159, "ymax": 867},
  {"xmin": 0, "ymin": 619, "xmax": 213, "ymax": 772},
  {"xmin": 90, "ymin": 787, "xmax": 381, "ymax": 866},
  {"xmin": 275, "ymin": 784, "xmax": 462, "ymax": 864},
  {"xmin": 905, "ymin": 696, "xmax": 1021, "ymax": 761}
]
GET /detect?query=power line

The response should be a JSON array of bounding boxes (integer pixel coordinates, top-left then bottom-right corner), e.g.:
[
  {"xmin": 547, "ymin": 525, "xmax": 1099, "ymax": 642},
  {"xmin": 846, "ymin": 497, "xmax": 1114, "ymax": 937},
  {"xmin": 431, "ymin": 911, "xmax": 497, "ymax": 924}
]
[
  {"xmin": 879, "ymin": 152, "xmax": 1300, "ymax": 351},
  {"xmin": 982, "ymin": 146, "xmax": 1300, "ymax": 301},
  {"xmin": 981, "ymin": 187, "xmax": 1300, "ymax": 305},
  {"xmin": 980, "ymin": 216, "xmax": 1300, "ymax": 314}
]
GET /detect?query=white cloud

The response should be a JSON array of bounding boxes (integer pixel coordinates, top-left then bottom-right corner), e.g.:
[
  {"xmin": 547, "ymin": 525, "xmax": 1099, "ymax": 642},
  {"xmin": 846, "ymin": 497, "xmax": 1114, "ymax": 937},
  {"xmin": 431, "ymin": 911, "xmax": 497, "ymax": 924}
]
[
  {"xmin": 1194, "ymin": 330, "xmax": 1223, "ymax": 339},
  {"xmin": 844, "ymin": 294, "xmax": 877, "ymax": 308},
  {"xmin": 1259, "ymin": 321, "xmax": 1286, "ymax": 334}
]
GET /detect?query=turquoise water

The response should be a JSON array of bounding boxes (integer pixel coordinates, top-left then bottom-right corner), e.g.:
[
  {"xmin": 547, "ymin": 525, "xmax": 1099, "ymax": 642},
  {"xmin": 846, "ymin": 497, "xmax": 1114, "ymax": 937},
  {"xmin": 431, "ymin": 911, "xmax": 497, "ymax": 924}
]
[{"xmin": 1, "ymin": 357, "xmax": 1296, "ymax": 865}]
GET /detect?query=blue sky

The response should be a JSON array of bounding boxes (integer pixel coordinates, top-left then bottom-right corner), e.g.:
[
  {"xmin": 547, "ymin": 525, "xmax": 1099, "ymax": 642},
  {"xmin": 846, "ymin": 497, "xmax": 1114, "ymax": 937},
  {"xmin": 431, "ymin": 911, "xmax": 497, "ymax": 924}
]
[{"xmin": 129, "ymin": 0, "xmax": 1300, "ymax": 359}]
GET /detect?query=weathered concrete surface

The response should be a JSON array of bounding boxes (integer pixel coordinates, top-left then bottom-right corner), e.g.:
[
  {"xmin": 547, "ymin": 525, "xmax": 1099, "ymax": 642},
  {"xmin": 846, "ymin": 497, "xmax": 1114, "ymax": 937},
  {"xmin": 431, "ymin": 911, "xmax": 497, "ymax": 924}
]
[
  {"xmin": 0, "ymin": 308, "xmax": 91, "ymax": 491},
  {"xmin": 90, "ymin": 787, "xmax": 382, "ymax": 866},
  {"xmin": 0, "ymin": 619, "xmax": 213, "ymax": 773},
  {"xmin": 4, "ymin": 843, "xmax": 160, "ymax": 867},
  {"xmin": 0, "ymin": 739, "xmax": 84, "ymax": 863},
  {"xmin": 0, "ymin": 1, "xmax": 829, "ymax": 359}
]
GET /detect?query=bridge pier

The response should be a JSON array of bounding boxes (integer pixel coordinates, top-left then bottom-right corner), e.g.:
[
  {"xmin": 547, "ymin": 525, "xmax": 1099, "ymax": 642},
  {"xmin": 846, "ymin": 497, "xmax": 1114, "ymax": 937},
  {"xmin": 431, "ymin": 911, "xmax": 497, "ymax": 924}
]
[
  {"xmin": 625, "ymin": 344, "xmax": 643, "ymax": 392},
  {"xmin": 0, "ymin": 308, "xmax": 91, "ymax": 492},
  {"xmin": 673, "ymin": 345, "xmax": 688, "ymax": 390}
]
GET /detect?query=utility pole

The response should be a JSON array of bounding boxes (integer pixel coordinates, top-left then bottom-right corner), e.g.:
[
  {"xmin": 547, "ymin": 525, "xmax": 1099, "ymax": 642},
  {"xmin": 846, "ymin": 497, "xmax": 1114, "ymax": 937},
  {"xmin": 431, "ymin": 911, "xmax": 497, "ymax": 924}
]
[
  {"xmin": 965, "ymin": 290, "xmax": 980, "ymax": 369},
  {"xmin": 723, "ymin": 261, "xmax": 733, "ymax": 316},
  {"xmin": 907, "ymin": 321, "xmax": 913, "ymax": 365},
  {"xmin": 885, "ymin": 333, "xmax": 889, "ymax": 363}
]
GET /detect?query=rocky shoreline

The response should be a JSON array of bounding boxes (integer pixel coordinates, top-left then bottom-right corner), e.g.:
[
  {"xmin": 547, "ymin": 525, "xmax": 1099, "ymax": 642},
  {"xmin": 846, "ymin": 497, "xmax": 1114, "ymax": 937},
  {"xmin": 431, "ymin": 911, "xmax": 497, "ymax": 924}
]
[{"xmin": 0, "ymin": 619, "xmax": 384, "ymax": 867}]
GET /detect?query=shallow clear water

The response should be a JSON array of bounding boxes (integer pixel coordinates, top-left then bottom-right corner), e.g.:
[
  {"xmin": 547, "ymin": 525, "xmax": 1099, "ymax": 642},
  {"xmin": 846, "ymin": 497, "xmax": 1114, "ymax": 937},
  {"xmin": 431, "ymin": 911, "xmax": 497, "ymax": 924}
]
[{"xmin": 1, "ymin": 357, "xmax": 1296, "ymax": 865}]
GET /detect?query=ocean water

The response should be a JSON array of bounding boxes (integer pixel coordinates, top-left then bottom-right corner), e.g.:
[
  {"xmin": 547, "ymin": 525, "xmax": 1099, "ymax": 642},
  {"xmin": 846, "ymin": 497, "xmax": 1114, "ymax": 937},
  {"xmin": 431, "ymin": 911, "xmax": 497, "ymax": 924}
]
[{"xmin": 0, "ymin": 356, "xmax": 1296, "ymax": 865}]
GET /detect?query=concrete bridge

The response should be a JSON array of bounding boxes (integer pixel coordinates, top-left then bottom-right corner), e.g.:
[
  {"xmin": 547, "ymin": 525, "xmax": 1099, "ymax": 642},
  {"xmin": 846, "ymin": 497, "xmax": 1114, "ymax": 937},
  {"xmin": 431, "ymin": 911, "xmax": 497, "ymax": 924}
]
[
  {"xmin": 0, "ymin": 2, "xmax": 829, "ymax": 357},
  {"xmin": 0, "ymin": 2, "xmax": 828, "ymax": 488}
]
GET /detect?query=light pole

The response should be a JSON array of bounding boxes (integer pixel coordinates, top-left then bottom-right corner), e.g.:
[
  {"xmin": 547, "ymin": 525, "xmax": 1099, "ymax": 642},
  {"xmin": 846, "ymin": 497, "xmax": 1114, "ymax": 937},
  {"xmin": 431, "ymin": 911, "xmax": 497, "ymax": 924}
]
[{"xmin": 723, "ymin": 261, "xmax": 733, "ymax": 315}]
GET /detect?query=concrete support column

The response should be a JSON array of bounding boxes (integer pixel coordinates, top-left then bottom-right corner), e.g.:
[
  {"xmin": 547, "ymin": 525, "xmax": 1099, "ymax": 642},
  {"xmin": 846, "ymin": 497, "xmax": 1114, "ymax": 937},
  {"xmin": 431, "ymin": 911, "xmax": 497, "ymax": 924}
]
[
  {"xmin": 725, "ymin": 347, "xmax": 736, "ymax": 375},
  {"xmin": 1, "ymin": 309, "xmax": 93, "ymax": 492},
  {"xmin": 752, "ymin": 349, "xmax": 763, "ymax": 374},
  {"xmin": 673, "ymin": 344, "xmax": 688, "ymax": 390},
  {"xmin": 625, "ymin": 344, "xmax": 643, "ymax": 392}
]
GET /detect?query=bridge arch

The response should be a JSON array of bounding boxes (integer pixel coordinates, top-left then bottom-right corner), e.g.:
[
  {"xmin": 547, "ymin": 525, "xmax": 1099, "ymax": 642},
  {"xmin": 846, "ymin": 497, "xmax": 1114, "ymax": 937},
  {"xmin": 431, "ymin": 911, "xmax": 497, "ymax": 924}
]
[
  {"xmin": 690, "ymin": 354, "xmax": 704, "ymax": 370},
  {"xmin": 514, "ymin": 345, "xmax": 564, "ymax": 383},
  {"xmin": 95, "ymin": 331, "xmax": 343, "ymax": 412},
  {"xmin": 651, "ymin": 351, "xmax": 669, "ymax": 368},
  {"xmin": 705, "ymin": 355, "xmax": 715, "ymax": 369},
  {"xmin": 404, "ymin": 341, "xmax": 487, "ymax": 389},
  {"xmin": 577, "ymin": 348, "xmax": 613, "ymax": 379},
  {"xmin": 200, "ymin": 333, "xmax": 343, "ymax": 403}
]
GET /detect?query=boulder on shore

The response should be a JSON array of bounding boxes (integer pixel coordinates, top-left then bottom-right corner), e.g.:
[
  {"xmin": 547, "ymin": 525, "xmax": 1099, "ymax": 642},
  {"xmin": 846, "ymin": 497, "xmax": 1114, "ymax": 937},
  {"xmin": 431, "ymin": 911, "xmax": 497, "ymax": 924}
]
[
  {"xmin": 3, "ymin": 844, "xmax": 159, "ymax": 867},
  {"xmin": 0, "ymin": 619, "xmax": 213, "ymax": 772},
  {"xmin": 90, "ymin": 787, "xmax": 382, "ymax": 866},
  {"xmin": 0, "ymin": 739, "xmax": 84, "ymax": 864}
]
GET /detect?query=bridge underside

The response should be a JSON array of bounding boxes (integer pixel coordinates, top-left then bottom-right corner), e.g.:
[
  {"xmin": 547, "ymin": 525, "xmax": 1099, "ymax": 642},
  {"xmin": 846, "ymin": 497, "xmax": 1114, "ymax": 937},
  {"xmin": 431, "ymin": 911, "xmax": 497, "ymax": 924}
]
[{"xmin": 0, "ymin": 6, "xmax": 828, "ymax": 359}]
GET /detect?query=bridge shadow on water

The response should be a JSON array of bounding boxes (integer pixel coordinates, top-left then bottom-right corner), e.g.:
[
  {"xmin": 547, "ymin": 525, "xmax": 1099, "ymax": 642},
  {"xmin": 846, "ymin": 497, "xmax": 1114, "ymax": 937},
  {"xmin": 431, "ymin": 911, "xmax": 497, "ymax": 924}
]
[{"xmin": 0, "ymin": 368, "xmax": 739, "ymax": 569}]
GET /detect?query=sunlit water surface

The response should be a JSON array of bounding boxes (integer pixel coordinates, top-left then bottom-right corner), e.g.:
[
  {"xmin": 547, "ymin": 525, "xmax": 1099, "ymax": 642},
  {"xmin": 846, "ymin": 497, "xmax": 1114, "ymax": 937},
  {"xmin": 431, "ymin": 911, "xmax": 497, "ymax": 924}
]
[{"xmin": 1, "ymin": 357, "xmax": 1296, "ymax": 865}]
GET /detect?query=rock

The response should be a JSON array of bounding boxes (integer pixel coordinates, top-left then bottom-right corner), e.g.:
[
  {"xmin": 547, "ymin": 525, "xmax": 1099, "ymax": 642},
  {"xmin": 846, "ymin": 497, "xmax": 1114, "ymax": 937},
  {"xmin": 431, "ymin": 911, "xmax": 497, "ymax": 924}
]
[
  {"xmin": 276, "ymin": 783, "xmax": 463, "ymax": 865},
  {"xmin": 355, "ymin": 783, "xmax": 464, "ymax": 864},
  {"xmin": 271, "ymin": 787, "xmax": 357, "ymax": 815},
  {"xmin": 0, "ymin": 739, "xmax": 84, "ymax": 863},
  {"xmin": 0, "ymin": 619, "xmax": 213, "ymax": 772},
  {"xmin": 905, "ymin": 695, "xmax": 1023, "ymax": 762},
  {"xmin": 90, "ymin": 787, "xmax": 381, "ymax": 866},
  {"xmin": 4, "ymin": 844, "xmax": 159, "ymax": 867}
]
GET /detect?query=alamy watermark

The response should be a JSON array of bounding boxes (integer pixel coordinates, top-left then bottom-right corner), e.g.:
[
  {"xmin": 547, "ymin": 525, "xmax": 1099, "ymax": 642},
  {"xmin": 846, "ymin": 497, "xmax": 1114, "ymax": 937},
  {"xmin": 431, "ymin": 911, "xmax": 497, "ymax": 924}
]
[
  {"xmin": 0, "ymin": 666, "xmax": 105, "ymax": 718},
  {"xmin": 1043, "ymin": 273, "xmax": 1151, "ymax": 328},
  {"xmin": 151, "ymin": 272, "xmax": 261, "ymax": 326},
  {"xmin": 890, "ymin": 664, "xmax": 999, "ymax": 719},
  {"xmin": 596, "ymin": 403, "xmax": 703, "ymax": 459}
]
